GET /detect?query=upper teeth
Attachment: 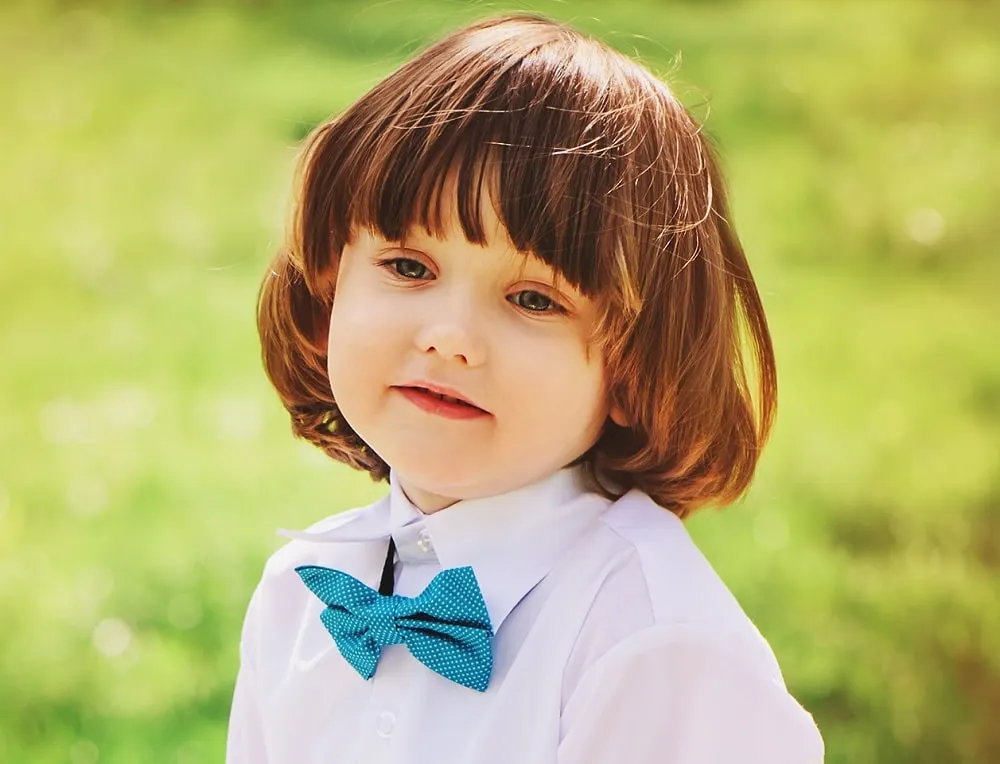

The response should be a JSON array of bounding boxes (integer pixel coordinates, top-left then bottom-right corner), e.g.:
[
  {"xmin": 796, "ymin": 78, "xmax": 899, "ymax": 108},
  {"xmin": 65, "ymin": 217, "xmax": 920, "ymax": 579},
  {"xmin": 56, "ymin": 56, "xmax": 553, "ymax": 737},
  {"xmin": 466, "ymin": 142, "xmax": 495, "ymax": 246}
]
[{"xmin": 433, "ymin": 392, "xmax": 465, "ymax": 405}]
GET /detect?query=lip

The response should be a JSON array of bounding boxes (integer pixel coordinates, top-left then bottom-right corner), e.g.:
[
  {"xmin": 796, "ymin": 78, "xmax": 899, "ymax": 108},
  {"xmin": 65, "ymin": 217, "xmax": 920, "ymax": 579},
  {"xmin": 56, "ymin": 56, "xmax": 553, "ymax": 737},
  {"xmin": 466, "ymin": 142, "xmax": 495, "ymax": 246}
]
[
  {"xmin": 392, "ymin": 381, "xmax": 491, "ymax": 420},
  {"xmin": 398, "ymin": 381, "xmax": 484, "ymax": 409}
]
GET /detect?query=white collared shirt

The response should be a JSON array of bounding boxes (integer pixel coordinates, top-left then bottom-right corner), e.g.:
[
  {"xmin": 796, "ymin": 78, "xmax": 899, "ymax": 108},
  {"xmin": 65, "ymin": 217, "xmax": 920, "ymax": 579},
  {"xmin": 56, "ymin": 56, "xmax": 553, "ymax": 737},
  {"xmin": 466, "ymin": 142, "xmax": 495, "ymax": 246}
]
[{"xmin": 227, "ymin": 467, "xmax": 824, "ymax": 764}]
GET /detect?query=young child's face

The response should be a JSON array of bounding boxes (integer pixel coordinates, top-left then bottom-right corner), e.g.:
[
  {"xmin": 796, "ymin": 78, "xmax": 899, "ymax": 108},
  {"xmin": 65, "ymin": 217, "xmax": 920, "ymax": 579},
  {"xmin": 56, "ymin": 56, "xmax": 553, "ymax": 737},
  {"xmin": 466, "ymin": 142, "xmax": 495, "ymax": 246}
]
[{"xmin": 326, "ymin": 186, "xmax": 612, "ymax": 511}]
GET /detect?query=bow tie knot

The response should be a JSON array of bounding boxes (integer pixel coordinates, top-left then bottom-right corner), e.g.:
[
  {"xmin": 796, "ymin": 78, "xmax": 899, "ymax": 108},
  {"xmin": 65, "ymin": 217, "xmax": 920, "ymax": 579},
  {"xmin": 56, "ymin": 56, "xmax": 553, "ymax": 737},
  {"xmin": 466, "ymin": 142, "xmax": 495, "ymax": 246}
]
[
  {"xmin": 360, "ymin": 598, "xmax": 405, "ymax": 646},
  {"xmin": 297, "ymin": 563, "xmax": 495, "ymax": 691}
]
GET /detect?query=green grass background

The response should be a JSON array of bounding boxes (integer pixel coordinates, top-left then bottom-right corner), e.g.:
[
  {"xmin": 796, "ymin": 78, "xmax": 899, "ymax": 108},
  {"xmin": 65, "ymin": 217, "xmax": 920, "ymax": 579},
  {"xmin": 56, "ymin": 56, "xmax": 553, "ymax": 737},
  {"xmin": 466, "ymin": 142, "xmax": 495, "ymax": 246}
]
[{"xmin": 1, "ymin": 0, "xmax": 998, "ymax": 762}]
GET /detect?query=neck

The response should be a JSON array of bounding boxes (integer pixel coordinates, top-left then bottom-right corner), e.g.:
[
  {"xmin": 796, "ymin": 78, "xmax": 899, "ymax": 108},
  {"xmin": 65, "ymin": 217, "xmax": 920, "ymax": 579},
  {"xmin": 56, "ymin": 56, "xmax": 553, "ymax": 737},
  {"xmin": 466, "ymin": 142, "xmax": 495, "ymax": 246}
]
[{"xmin": 397, "ymin": 479, "xmax": 459, "ymax": 514}]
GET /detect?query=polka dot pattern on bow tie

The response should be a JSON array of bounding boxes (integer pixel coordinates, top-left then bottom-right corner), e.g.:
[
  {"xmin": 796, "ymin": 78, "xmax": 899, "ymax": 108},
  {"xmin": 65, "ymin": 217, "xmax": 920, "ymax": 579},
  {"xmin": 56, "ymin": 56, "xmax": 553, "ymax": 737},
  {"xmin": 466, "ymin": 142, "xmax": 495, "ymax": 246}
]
[{"xmin": 295, "ymin": 563, "xmax": 495, "ymax": 692}]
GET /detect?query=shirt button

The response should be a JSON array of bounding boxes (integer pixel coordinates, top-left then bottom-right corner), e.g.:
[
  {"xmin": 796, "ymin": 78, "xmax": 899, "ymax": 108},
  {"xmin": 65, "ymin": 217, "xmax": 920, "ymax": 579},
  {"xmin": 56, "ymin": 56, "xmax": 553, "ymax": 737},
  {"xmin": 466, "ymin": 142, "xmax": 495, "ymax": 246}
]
[
  {"xmin": 416, "ymin": 529, "xmax": 434, "ymax": 555},
  {"xmin": 376, "ymin": 710, "xmax": 396, "ymax": 738}
]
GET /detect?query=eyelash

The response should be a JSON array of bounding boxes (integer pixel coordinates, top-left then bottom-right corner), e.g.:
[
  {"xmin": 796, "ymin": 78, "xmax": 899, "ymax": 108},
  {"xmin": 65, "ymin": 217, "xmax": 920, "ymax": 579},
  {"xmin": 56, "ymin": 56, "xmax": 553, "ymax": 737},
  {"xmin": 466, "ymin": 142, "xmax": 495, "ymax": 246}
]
[{"xmin": 376, "ymin": 256, "xmax": 568, "ymax": 315}]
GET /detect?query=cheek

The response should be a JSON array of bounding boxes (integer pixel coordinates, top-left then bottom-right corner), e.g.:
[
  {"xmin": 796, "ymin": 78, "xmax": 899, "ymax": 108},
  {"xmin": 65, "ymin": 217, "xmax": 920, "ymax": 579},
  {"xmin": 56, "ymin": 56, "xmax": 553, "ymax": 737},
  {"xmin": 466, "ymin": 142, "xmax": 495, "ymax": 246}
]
[
  {"xmin": 327, "ymin": 301, "xmax": 386, "ymax": 381},
  {"xmin": 507, "ymin": 336, "xmax": 608, "ymax": 420},
  {"xmin": 326, "ymin": 265, "xmax": 400, "ymax": 359},
  {"xmin": 326, "ymin": 286, "xmax": 380, "ymax": 397}
]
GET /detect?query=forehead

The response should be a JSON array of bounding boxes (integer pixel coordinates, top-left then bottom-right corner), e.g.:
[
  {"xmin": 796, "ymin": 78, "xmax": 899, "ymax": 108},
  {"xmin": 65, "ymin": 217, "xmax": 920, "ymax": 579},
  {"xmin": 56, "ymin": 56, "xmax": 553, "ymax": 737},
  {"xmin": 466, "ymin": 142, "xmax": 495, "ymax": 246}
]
[
  {"xmin": 311, "ymin": 19, "xmax": 693, "ymax": 314},
  {"xmin": 371, "ymin": 176, "xmax": 564, "ymax": 286},
  {"xmin": 331, "ymin": 83, "xmax": 638, "ymax": 297},
  {"xmin": 405, "ymin": 166, "xmax": 510, "ymax": 250}
]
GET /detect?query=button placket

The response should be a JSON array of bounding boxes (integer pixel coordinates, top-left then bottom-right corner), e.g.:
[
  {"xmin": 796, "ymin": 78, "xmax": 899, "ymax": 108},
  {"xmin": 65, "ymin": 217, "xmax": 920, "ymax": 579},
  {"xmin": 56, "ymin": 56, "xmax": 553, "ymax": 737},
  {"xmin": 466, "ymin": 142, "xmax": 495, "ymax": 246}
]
[{"xmin": 376, "ymin": 710, "xmax": 396, "ymax": 738}]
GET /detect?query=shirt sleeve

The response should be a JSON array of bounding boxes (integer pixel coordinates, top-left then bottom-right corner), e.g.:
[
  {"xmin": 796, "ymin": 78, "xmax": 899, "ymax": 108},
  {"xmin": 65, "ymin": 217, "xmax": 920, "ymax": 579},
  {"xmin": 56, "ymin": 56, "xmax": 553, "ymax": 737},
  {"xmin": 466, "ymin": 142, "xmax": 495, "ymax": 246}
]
[
  {"xmin": 558, "ymin": 624, "xmax": 824, "ymax": 764},
  {"xmin": 225, "ymin": 586, "xmax": 269, "ymax": 764}
]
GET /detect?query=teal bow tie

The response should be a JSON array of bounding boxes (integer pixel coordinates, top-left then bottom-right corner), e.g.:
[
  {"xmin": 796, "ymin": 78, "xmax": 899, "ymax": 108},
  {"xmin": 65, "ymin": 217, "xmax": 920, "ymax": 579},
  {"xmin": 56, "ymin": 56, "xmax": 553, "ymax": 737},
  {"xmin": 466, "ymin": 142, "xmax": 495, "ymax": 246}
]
[{"xmin": 295, "ymin": 563, "xmax": 495, "ymax": 692}]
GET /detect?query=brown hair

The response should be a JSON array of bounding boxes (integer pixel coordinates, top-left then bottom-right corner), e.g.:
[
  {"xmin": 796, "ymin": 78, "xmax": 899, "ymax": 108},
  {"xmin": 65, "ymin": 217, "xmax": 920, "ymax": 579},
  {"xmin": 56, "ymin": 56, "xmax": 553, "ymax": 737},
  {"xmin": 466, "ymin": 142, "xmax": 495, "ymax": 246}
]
[{"xmin": 258, "ymin": 13, "xmax": 776, "ymax": 518}]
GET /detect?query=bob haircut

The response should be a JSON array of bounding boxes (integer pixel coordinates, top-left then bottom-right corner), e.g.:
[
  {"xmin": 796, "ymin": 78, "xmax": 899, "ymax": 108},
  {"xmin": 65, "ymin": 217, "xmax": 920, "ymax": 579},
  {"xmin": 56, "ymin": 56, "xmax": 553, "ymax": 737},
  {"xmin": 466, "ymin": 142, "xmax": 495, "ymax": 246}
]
[{"xmin": 258, "ymin": 13, "xmax": 777, "ymax": 518}]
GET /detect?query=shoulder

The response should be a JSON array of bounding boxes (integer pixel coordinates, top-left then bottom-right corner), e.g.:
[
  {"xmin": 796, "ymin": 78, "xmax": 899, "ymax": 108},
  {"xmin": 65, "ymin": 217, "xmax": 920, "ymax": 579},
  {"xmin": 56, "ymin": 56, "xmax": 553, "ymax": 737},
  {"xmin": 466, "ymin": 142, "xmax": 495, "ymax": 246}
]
[
  {"xmin": 560, "ymin": 494, "xmax": 822, "ymax": 760},
  {"xmin": 559, "ymin": 621, "xmax": 824, "ymax": 763},
  {"xmin": 585, "ymin": 489, "xmax": 783, "ymax": 677}
]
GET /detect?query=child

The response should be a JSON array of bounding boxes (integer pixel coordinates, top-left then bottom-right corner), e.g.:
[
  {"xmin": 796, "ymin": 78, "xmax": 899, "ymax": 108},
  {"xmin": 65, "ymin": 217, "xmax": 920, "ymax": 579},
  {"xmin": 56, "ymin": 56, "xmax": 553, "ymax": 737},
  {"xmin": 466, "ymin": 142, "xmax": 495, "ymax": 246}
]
[{"xmin": 228, "ymin": 13, "xmax": 824, "ymax": 764}]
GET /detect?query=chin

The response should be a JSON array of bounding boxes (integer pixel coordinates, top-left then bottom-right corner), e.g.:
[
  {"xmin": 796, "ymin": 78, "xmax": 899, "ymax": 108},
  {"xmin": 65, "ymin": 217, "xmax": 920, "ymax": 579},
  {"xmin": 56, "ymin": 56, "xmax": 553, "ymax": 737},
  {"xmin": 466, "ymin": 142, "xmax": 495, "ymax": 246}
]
[{"xmin": 389, "ymin": 456, "xmax": 497, "ymax": 498}]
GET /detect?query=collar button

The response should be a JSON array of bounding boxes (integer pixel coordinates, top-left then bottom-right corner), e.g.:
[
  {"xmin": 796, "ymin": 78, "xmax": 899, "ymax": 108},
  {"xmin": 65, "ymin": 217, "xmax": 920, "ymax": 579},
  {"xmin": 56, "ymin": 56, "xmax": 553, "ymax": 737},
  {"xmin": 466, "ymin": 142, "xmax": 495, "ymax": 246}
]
[{"xmin": 416, "ymin": 528, "xmax": 435, "ymax": 555}]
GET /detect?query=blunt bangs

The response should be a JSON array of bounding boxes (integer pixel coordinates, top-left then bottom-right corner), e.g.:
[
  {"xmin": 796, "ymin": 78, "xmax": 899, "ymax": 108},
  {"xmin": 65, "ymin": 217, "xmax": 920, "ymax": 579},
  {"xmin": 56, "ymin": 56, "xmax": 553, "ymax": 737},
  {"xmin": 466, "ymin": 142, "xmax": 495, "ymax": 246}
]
[{"xmin": 297, "ymin": 14, "xmax": 694, "ymax": 309}]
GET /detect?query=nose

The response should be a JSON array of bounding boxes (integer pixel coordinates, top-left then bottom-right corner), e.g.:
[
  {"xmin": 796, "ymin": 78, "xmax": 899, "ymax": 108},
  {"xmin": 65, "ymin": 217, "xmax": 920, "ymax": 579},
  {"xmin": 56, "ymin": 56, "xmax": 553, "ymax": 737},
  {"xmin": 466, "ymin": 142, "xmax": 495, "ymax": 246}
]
[{"xmin": 414, "ymin": 307, "xmax": 486, "ymax": 367}]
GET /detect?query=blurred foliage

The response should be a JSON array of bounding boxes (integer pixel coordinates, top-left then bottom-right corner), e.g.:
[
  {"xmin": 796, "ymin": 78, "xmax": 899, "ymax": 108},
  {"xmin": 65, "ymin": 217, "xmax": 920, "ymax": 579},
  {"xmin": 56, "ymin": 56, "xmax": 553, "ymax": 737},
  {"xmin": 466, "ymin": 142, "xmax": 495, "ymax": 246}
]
[{"xmin": 1, "ymin": 0, "xmax": 998, "ymax": 762}]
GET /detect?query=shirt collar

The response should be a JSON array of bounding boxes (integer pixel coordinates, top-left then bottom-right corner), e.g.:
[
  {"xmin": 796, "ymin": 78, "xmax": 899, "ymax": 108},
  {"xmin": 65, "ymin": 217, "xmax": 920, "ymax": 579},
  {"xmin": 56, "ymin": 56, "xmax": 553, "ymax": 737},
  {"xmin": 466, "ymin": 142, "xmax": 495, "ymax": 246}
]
[{"xmin": 278, "ymin": 466, "xmax": 609, "ymax": 632}]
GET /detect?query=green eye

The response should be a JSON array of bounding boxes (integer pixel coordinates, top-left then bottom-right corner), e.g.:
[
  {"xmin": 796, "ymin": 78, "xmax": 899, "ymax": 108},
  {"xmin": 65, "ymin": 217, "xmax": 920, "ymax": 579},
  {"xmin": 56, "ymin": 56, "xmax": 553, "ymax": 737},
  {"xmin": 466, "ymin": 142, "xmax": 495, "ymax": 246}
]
[
  {"xmin": 392, "ymin": 258, "xmax": 430, "ymax": 279},
  {"xmin": 511, "ymin": 290, "xmax": 557, "ymax": 312}
]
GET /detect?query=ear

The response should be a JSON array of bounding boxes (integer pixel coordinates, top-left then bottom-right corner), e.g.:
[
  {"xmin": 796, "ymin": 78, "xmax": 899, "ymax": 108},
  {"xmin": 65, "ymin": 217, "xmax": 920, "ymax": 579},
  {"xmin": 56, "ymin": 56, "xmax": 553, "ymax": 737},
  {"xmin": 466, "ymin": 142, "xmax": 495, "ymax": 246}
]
[{"xmin": 609, "ymin": 405, "xmax": 628, "ymax": 427}]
